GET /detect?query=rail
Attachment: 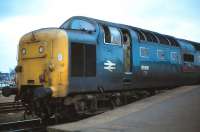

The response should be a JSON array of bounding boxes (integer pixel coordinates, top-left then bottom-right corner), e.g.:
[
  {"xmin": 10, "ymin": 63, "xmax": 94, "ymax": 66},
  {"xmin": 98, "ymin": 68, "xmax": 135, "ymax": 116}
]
[
  {"xmin": 0, "ymin": 102, "xmax": 25, "ymax": 113},
  {"xmin": 0, "ymin": 118, "xmax": 45, "ymax": 132}
]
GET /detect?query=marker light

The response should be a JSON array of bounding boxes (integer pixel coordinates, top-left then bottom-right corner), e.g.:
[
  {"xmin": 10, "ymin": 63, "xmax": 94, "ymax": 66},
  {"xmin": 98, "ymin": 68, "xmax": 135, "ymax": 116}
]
[
  {"xmin": 39, "ymin": 46, "xmax": 44, "ymax": 53},
  {"xmin": 22, "ymin": 48, "xmax": 26, "ymax": 55}
]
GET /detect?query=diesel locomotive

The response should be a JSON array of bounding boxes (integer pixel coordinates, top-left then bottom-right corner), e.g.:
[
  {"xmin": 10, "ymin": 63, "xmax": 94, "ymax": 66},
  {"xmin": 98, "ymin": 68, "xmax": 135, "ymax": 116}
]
[{"xmin": 3, "ymin": 16, "xmax": 200, "ymax": 119}]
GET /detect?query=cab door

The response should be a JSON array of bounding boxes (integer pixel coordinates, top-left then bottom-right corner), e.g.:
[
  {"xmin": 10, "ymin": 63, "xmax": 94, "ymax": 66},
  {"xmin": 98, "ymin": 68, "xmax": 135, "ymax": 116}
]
[
  {"xmin": 122, "ymin": 30, "xmax": 132, "ymax": 84},
  {"xmin": 100, "ymin": 25, "xmax": 123, "ymax": 91}
]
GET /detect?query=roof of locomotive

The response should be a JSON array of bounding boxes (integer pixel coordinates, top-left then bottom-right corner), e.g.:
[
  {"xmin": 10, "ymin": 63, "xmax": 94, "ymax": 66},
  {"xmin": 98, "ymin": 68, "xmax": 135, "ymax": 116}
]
[{"xmin": 60, "ymin": 16, "xmax": 200, "ymax": 50}]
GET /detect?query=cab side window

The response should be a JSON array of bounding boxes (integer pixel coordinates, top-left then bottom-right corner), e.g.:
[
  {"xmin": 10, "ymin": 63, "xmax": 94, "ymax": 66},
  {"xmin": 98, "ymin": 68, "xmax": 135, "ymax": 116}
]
[{"xmin": 102, "ymin": 25, "xmax": 122, "ymax": 45}]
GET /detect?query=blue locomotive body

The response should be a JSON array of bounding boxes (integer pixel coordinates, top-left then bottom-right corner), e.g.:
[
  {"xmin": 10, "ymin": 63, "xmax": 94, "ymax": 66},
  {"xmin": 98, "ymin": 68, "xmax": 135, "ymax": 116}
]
[
  {"xmin": 60, "ymin": 16, "xmax": 200, "ymax": 94},
  {"xmin": 5, "ymin": 16, "xmax": 200, "ymax": 119}
]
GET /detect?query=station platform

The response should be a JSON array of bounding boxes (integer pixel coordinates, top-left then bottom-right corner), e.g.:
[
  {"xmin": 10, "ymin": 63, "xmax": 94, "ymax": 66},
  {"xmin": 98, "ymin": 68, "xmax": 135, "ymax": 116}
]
[{"xmin": 48, "ymin": 85, "xmax": 200, "ymax": 132}]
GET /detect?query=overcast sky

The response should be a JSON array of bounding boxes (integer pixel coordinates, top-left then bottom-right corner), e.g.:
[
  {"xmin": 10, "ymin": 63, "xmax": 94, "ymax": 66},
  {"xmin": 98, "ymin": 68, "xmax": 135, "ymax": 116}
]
[{"xmin": 0, "ymin": 0, "xmax": 200, "ymax": 72}]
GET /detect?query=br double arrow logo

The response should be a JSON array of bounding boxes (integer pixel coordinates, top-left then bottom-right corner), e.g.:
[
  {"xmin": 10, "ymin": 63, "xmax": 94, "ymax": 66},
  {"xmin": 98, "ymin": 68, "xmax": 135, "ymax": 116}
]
[{"xmin": 104, "ymin": 60, "xmax": 116, "ymax": 72}]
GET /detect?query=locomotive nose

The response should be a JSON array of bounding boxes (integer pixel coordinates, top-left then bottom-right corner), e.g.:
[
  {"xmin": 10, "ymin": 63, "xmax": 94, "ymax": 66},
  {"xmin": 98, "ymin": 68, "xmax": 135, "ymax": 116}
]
[{"xmin": 18, "ymin": 28, "xmax": 69, "ymax": 98}]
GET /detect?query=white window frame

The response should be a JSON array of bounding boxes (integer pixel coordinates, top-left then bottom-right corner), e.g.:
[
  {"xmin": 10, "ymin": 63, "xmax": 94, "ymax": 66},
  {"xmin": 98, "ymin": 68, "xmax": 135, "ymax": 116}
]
[
  {"xmin": 140, "ymin": 47, "xmax": 149, "ymax": 58},
  {"xmin": 170, "ymin": 52, "xmax": 178, "ymax": 62},
  {"xmin": 103, "ymin": 26, "xmax": 122, "ymax": 46},
  {"xmin": 197, "ymin": 55, "xmax": 200, "ymax": 64},
  {"xmin": 157, "ymin": 49, "xmax": 165, "ymax": 60}
]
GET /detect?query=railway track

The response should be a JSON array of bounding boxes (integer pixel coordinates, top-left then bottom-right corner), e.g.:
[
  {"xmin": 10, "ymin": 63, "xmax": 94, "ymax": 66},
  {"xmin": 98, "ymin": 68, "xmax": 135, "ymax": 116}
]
[
  {"xmin": 0, "ymin": 102, "xmax": 25, "ymax": 113},
  {"xmin": 0, "ymin": 113, "xmax": 94, "ymax": 132},
  {"xmin": 0, "ymin": 118, "xmax": 46, "ymax": 132}
]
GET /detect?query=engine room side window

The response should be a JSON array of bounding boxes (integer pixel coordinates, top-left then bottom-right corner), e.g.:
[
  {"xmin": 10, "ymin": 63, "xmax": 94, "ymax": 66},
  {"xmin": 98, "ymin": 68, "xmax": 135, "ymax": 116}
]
[
  {"xmin": 140, "ymin": 47, "xmax": 149, "ymax": 58},
  {"xmin": 102, "ymin": 25, "xmax": 122, "ymax": 45},
  {"xmin": 71, "ymin": 43, "xmax": 96, "ymax": 77},
  {"xmin": 157, "ymin": 50, "xmax": 165, "ymax": 60},
  {"xmin": 135, "ymin": 29, "xmax": 146, "ymax": 41},
  {"xmin": 170, "ymin": 52, "xmax": 179, "ymax": 63}
]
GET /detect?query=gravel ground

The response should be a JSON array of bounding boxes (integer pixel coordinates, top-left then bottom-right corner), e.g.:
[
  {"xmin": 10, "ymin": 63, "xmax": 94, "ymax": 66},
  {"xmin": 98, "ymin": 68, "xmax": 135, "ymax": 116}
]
[
  {"xmin": 0, "ymin": 111, "xmax": 25, "ymax": 123},
  {"xmin": 0, "ymin": 93, "xmax": 15, "ymax": 103},
  {"xmin": 0, "ymin": 93, "xmax": 28, "ymax": 123}
]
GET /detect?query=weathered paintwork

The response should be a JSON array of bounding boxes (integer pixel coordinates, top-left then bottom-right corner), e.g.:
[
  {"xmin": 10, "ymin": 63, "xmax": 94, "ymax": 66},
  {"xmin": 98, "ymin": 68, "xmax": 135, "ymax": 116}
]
[
  {"xmin": 63, "ymin": 16, "xmax": 200, "ymax": 95},
  {"xmin": 17, "ymin": 28, "xmax": 69, "ymax": 97},
  {"xmin": 17, "ymin": 16, "xmax": 200, "ymax": 99}
]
